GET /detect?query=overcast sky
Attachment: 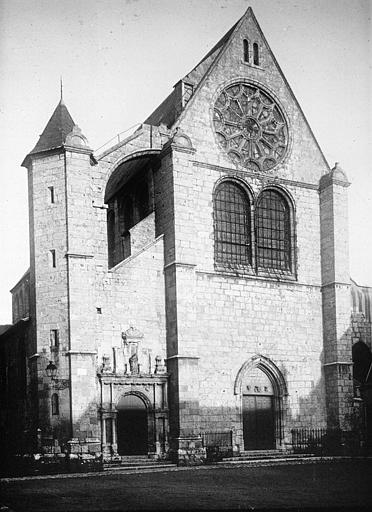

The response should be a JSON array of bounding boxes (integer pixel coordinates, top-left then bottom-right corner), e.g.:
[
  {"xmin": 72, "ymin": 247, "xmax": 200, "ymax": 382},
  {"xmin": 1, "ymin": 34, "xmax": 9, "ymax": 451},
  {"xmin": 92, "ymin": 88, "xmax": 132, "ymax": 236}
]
[{"xmin": 0, "ymin": 0, "xmax": 371, "ymax": 324}]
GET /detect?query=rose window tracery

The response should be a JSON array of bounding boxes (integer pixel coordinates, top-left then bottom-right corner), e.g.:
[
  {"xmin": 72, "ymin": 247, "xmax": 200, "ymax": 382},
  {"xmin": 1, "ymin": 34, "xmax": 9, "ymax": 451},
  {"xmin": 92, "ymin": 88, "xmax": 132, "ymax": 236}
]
[{"xmin": 213, "ymin": 83, "xmax": 289, "ymax": 172}]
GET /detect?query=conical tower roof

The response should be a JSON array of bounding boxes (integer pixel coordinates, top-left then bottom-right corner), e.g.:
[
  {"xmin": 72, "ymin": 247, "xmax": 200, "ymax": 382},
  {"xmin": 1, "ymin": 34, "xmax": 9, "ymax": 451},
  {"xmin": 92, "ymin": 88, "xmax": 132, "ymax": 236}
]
[{"xmin": 30, "ymin": 99, "xmax": 75, "ymax": 155}]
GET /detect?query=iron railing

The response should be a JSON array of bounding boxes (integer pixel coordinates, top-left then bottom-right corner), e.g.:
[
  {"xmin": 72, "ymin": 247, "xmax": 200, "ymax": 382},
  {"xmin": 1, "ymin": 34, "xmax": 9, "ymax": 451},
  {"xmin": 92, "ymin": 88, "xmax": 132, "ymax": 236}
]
[
  {"xmin": 291, "ymin": 428, "xmax": 327, "ymax": 454},
  {"xmin": 201, "ymin": 430, "xmax": 233, "ymax": 462}
]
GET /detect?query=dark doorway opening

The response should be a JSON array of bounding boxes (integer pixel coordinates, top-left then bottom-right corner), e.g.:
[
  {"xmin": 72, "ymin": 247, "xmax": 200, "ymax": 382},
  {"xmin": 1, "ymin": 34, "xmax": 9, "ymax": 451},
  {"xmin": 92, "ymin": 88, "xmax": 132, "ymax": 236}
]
[
  {"xmin": 117, "ymin": 394, "xmax": 148, "ymax": 455},
  {"xmin": 242, "ymin": 366, "xmax": 276, "ymax": 450},
  {"xmin": 243, "ymin": 394, "xmax": 275, "ymax": 450}
]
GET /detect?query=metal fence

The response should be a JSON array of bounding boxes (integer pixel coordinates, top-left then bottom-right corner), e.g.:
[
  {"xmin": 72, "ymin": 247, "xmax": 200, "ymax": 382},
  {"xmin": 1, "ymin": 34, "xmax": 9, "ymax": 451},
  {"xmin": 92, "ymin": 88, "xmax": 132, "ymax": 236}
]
[
  {"xmin": 291, "ymin": 428, "xmax": 327, "ymax": 454},
  {"xmin": 201, "ymin": 430, "xmax": 233, "ymax": 462}
]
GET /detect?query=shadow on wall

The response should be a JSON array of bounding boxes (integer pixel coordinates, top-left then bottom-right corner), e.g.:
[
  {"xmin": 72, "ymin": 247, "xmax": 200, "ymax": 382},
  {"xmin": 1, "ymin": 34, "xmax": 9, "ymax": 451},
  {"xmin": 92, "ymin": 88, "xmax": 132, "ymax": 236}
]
[{"xmin": 293, "ymin": 350, "xmax": 326, "ymax": 427}]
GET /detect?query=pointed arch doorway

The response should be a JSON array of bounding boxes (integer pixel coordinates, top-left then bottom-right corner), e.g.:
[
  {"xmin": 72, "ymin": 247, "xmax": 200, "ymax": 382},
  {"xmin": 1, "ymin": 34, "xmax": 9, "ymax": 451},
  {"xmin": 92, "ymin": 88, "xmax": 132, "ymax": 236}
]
[
  {"xmin": 242, "ymin": 368, "xmax": 275, "ymax": 449},
  {"xmin": 235, "ymin": 355, "xmax": 287, "ymax": 451},
  {"xmin": 117, "ymin": 394, "xmax": 148, "ymax": 455}
]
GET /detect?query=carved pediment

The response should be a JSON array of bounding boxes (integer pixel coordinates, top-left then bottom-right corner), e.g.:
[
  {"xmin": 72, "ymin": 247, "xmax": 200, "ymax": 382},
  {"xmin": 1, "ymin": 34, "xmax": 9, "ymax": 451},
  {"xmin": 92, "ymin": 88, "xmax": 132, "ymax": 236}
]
[{"xmin": 122, "ymin": 326, "xmax": 144, "ymax": 342}]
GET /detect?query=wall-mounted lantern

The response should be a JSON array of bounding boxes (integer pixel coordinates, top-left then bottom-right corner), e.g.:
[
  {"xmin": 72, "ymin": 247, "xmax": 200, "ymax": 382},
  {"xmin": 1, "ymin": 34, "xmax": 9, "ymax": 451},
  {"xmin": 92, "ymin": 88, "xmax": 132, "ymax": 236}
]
[{"xmin": 46, "ymin": 360, "xmax": 58, "ymax": 380}]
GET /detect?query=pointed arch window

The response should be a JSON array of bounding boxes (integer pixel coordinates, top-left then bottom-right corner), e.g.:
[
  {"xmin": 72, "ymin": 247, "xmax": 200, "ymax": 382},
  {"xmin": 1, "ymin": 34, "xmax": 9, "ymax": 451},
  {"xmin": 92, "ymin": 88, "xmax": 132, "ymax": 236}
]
[
  {"xmin": 253, "ymin": 42, "xmax": 259, "ymax": 65},
  {"xmin": 243, "ymin": 39, "xmax": 249, "ymax": 63},
  {"xmin": 255, "ymin": 189, "xmax": 291, "ymax": 271},
  {"xmin": 214, "ymin": 181, "xmax": 251, "ymax": 265}
]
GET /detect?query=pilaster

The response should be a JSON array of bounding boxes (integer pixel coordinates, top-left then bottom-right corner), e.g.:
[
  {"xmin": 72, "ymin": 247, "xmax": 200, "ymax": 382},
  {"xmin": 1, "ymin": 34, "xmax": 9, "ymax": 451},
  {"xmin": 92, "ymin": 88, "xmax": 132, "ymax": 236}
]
[{"xmin": 319, "ymin": 163, "xmax": 353, "ymax": 430}]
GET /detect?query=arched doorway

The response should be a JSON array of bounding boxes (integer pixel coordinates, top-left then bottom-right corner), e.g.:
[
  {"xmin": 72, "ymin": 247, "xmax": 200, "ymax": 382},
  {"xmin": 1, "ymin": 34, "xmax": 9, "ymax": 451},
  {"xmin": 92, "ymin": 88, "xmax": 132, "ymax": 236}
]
[
  {"xmin": 117, "ymin": 394, "xmax": 148, "ymax": 455},
  {"xmin": 235, "ymin": 355, "xmax": 287, "ymax": 451},
  {"xmin": 242, "ymin": 367, "xmax": 275, "ymax": 450}
]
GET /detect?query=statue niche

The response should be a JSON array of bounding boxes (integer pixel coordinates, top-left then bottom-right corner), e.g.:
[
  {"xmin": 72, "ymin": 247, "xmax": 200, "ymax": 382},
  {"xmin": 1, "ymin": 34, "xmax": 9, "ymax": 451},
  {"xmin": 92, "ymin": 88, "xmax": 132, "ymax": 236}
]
[{"xmin": 122, "ymin": 326, "xmax": 143, "ymax": 375}]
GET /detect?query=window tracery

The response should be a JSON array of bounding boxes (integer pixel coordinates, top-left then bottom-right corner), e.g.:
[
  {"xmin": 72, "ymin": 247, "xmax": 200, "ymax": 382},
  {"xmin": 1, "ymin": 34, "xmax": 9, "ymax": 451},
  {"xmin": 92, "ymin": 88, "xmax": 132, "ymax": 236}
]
[
  {"xmin": 213, "ymin": 83, "xmax": 289, "ymax": 172},
  {"xmin": 213, "ymin": 182, "xmax": 294, "ymax": 275},
  {"xmin": 214, "ymin": 181, "xmax": 251, "ymax": 265}
]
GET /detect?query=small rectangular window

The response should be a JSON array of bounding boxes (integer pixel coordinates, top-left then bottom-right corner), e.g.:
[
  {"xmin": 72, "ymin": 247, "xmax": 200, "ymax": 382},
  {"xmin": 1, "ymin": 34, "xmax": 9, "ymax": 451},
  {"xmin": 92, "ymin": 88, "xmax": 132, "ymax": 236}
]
[
  {"xmin": 50, "ymin": 250, "xmax": 56, "ymax": 268},
  {"xmin": 50, "ymin": 329, "xmax": 59, "ymax": 349},
  {"xmin": 96, "ymin": 307, "xmax": 102, "ymax": 314},
  {"xmin": 48, "ymin": 186, "xmax": 55, "ymax": 204}
]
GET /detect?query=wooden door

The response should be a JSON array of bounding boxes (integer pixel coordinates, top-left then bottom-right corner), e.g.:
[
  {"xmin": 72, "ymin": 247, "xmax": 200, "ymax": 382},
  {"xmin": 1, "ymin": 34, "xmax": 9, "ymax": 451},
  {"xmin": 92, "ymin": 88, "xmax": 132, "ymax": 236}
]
[{"xmin": 243, "ymin": 394, "xmax": 275, "ymax": 450}]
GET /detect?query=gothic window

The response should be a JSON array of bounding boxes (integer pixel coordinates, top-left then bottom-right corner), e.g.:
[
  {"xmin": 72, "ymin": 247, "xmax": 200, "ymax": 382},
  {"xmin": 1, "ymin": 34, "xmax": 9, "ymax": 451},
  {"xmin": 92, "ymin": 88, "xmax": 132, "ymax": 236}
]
[
  {"xmin": 255, "ymin": 189, "xmax": 291, "ymax": 272},
  {"xmin": 253, "ymin": 42, "xmax": 259, "ymax": 65},
  {"xmin": 214, "ymin": 181, "xmax": 251, "ymax": 265},
  {"xmin": 213, "ymin": 82, "xmax": 288, "ymax": 173},
  {"xmin": 51, "ymin": 393, "xmax": 59, "ymax": 415},
  {"xmin": 243, "ymin": 39, "xmax": 249, "ymax": 62}
]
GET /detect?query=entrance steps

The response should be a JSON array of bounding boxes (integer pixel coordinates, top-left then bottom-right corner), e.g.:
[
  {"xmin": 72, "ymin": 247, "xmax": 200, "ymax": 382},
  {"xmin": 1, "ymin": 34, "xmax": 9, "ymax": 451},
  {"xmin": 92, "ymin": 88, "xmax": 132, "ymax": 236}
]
[
  {"xmin": 103, "ymin": 455, "xmax": 176, "ymax": 472},
  {"xmin": 220, "ymin": 449, "xmax": 317, "ymax": 466}
]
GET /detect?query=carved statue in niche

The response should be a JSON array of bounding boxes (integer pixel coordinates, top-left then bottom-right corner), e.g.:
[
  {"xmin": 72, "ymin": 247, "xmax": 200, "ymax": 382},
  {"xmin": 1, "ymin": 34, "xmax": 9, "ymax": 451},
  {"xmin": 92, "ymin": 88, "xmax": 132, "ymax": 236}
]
[
  {"xmin": 121, "ymin": 326, "xmax": 143, "ymax": 375},
  {"xmin": 129, "ymin": 352, "xmax": 139, "ymax": 374},
  {"xmin": 101, "ymin": 355, "xmax": 112, "ymax": 374},
  {"xmin": 154, "ymin": 355, "xmax": 166, "ymax": 374}
]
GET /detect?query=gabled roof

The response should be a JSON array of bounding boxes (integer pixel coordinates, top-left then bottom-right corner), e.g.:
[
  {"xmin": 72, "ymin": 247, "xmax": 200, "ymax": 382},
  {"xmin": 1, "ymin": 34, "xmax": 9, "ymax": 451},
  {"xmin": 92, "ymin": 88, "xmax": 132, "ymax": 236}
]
[
  {"xmin": 30, "ymin": 99, "xmax": 75, "ymax": 155},
  {"xmin": 144, "ymin": 15, "xmax": 242, "ymax": 128}
]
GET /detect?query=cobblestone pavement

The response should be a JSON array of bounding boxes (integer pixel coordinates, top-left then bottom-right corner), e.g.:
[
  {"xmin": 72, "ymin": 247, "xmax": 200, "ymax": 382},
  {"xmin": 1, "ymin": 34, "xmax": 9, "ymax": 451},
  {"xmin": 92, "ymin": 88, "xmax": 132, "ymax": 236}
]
[{"xmin": 0, "ymin": 460, "xmax": 371, "ymax": 511}]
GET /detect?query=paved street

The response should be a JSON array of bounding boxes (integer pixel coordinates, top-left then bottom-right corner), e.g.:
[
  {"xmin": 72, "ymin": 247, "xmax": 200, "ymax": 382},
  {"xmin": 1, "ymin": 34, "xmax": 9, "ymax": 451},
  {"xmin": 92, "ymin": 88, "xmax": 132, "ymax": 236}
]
[{"xmin": 1, "ymin": 460, "xmax": 371, "ymax": 511}]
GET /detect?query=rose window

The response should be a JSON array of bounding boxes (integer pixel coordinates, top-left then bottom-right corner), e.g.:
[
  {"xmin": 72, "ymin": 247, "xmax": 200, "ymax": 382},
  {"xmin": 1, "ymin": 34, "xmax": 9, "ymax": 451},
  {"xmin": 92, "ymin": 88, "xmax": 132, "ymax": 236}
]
[{"xmin": 213, "ymin": 83, "xmax": 289, "ymax": 172}]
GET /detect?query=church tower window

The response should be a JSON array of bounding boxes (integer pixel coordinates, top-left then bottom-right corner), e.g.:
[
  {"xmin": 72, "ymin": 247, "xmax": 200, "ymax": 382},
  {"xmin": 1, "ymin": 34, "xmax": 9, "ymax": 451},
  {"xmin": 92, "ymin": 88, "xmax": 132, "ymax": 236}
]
[
  {"xmin": 51, "ymin": 393, "xmax": 59, "ymax": 415},
  {"xmin": 255, "ymin": 189, "xmax": 291, "ymax": 272},
  {"xmin": 253, "ymin": 42, "xmax": 259, "ymax": 65},
  {"xmin": 243, "ymin": 39, "xmax": 249, "ymax": 63},
  {"xmin": 49, "ymin": 249, "xmax": 56, "ymax": 268},
  {"xmin": 48, "ymin": 186, "xmax": 55, "ymax": 204},
  {"xmin": 214, "ymin": 181, "xmax": 251, "ymax": 265}
]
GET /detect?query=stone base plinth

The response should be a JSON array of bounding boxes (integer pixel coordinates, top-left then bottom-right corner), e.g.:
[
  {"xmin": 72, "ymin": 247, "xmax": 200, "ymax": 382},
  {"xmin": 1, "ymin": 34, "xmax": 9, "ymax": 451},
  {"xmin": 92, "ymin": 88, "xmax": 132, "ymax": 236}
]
[{"xmin": 170, "ymin": 436, "xmax": 206, "ymax": 466}]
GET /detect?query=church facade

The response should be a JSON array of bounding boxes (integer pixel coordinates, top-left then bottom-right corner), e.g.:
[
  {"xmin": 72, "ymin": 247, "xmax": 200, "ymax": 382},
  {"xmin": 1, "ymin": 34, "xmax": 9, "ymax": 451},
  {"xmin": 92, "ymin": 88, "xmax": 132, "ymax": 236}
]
[{"xmin": 1, "ymin": 8, "xmax": 371, "ymax": 464}]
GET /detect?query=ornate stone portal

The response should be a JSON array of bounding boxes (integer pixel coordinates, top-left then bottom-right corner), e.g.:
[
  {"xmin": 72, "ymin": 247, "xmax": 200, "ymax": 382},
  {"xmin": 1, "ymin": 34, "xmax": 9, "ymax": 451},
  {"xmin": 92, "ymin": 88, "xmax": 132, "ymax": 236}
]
[
  {"xmin": 98, "ymin": 328, "xmax": 169, "ymax": 460},
  {"xmin": 213, "ymin": 82, "xmax": 289, "ymax": 172}
]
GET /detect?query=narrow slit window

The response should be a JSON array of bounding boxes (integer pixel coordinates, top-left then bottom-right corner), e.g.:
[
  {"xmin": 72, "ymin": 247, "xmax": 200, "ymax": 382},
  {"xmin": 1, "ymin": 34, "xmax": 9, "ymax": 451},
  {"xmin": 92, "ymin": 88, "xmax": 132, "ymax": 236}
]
[
  {"xmin": 48, "ymin": 186, "xmax": 55, "ymax": 204},
  {"xmin": 51, "ymin": 393, "xmax": 59, "ymax": 415},
  {"xmin": 243, "ymin": 39, "xmax": 249, "ymax": 63},
  {"xmin": 50, "ymin": 329, "xmax": 59, "ymax": 349},
  {"xmin": 253, "ymin": 43, "xmax": 259, "ymax": 65},
  {"xmin": 50, "ymin": 250, "xmax": 56, "ymax": 268}
]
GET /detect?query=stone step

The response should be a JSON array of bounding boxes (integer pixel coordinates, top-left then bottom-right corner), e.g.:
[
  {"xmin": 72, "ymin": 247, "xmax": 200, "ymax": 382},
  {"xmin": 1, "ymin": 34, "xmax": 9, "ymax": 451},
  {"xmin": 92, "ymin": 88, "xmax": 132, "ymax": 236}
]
[
  {"xmin": 222, "ymin": 452, "xmax": 312, "ymax": 462},
  {"xmin": 103, "ymin": 456, "xmax": 176, "ymax": 471},
  {"xmin": 104, "ymin": 461, "xmax": 172, "ymax": 467},
  {"xmin": 218, "ymin": 456, "xmax": 332, "ymax": 467},
  {"xmin": 120, "ymin": 455, "xmax": 150, "ymax": 461},
  {"xmin": 103, "ymin": 463, "xmax": 177, "ymax": 472},
  {"xmin": 239, "ymin": 450, "xmax": 289, "ymax": 456}
]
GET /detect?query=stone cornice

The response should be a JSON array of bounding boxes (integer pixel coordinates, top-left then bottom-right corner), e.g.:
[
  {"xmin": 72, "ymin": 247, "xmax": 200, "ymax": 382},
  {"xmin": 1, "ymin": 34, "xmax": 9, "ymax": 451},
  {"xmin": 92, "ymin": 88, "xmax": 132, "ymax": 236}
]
[
  {"xmin": 166, "ymin": 355, "xmax": 200, "ymax": 361},
  {"xmin": 163, "ymin": 261, "xmax": 197, "ymax": 271},
  {"xmin": 98, "ymin": 373, "xmax": 168, "ymax": 383},
  {"xmin": 192, "ymin": 160, "xmax": 319, "ymax": 190},
  {"xmin": 66, "ymin": 350, "xmax": 97, "ymax": 355},
  {"xmin": 65, "ymin": 252, "xmax": 94, "ymax": 259}
]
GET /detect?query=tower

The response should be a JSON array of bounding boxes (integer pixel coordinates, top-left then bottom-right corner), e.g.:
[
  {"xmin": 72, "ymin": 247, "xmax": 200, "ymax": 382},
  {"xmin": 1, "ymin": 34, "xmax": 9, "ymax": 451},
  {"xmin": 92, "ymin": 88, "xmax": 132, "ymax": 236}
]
[
  {"xmin": 22, "ymin": 98, "xmax": 99, "ymax": 449},
  {"xmin": 320, "ymin": 164, "xmax": 354, "ymax": 433}
]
